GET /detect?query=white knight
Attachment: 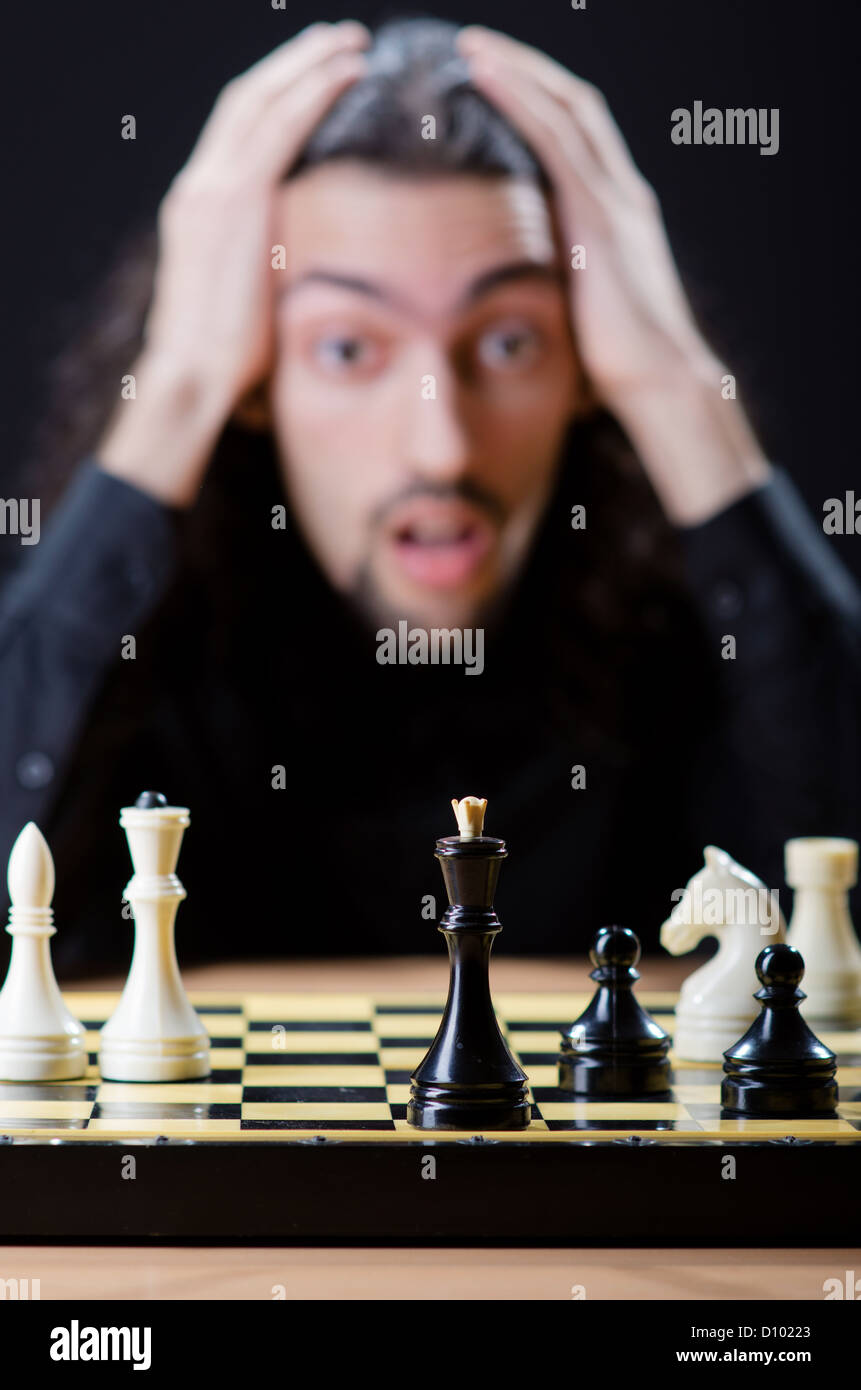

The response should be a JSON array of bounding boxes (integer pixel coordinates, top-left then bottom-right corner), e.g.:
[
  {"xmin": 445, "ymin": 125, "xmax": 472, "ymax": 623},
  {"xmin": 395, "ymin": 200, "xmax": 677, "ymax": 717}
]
[{"xmin": 660, "ymin": 845, "xmax": 785, "ymax": 1063}]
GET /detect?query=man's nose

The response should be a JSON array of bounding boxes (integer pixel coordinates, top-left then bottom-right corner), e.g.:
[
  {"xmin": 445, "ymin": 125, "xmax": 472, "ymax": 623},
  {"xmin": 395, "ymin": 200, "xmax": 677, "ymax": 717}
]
[{"xmin": 400, "ymin": 352, "xmax": 471, "ymax": 484}]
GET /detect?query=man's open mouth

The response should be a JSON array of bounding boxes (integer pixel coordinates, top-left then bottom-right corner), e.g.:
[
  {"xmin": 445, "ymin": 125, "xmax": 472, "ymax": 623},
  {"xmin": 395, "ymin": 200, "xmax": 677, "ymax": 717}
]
[{"xmin": 384, "ymin": 499, "xmax": 495, "ymax": 590}]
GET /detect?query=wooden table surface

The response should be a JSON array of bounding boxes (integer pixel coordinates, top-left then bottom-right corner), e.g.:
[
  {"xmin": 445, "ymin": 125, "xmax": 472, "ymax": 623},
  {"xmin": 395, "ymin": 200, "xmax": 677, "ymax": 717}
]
[{"xmin": 1, "ymin": 956, "xmax": 856, "ymax": 1301}]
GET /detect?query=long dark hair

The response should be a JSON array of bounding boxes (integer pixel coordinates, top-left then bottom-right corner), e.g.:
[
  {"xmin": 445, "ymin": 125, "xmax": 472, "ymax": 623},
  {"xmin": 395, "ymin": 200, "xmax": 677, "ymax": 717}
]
[{"xmin": 29, "ymin": 15, "xmax": 686, "ymax": 745}]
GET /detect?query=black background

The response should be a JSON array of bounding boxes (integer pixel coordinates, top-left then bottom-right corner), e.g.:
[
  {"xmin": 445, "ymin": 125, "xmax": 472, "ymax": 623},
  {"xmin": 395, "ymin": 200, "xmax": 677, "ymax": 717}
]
[{"xmin": 0, "ymin": 0, "xmax": 858, "ymax": 580}]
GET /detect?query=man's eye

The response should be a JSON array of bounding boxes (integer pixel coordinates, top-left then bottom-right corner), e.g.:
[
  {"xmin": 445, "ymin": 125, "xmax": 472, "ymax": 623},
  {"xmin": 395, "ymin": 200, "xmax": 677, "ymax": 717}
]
[
  {"xmin": 313, "ymin": 335, "xmax": 373, "ymax": 369},
  {"xmin": 477, "ymin": 324, "xmax": 543, "ymax": 370}
]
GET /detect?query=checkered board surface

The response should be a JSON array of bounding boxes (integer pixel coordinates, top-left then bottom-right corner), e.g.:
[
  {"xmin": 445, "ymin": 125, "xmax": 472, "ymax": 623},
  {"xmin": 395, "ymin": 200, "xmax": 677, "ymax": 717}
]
[{"xmin": 3, "ymin": 990, "xmax": 861, "ymax": 1143}]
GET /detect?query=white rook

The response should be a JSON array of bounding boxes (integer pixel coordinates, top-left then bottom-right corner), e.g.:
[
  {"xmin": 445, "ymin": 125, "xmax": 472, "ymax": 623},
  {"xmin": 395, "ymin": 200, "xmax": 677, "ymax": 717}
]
[
  {"xmin": 785, "ymin": 837, "xmax": 861, "ymax": 1026},
  {"xmin": 0, "ymin": 822, "xmax": 87, "ymax": 1080},
  {"xmin": 99, "ymin": 795, "xmax": 209, "ymax": 1081}
]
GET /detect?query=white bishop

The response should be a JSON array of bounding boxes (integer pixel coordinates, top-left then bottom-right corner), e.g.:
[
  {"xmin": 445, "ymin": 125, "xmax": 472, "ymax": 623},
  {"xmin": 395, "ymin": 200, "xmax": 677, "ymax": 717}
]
[{"xmin": 0, "ymin": 822, "xmax": 87, "ymax": 1080}]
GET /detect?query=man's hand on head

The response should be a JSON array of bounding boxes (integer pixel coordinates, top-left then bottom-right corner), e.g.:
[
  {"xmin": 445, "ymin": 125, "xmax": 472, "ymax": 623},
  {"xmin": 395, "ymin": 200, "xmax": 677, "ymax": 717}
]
[
  {"xmin": 98, "ymin": 20, "xmax": 370, "ymax": 510},
  {"xmin": 457, "ymin": 25, "xmax": 770, "ymax": 525}
]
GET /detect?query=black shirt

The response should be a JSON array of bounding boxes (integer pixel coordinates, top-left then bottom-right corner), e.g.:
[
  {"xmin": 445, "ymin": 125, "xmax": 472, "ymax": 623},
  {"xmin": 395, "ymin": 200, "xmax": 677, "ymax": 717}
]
[{"xmin": 1, "ymin": 456, "xmax": 859, "ymax": 975}]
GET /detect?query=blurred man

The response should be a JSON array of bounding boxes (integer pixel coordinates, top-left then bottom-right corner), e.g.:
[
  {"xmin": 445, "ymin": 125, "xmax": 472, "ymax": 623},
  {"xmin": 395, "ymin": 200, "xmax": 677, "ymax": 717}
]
[{"xmin": 1, "ymin": 19, "xmax": 858, "ymax": 970}]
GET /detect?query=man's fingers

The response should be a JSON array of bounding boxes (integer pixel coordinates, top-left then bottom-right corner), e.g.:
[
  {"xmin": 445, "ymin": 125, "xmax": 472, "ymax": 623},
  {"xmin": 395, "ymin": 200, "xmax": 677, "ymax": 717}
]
[
  {"xmin": 168, "ymin": 46, "xmax": 365, "ymax": 205},
  {"xmin": 243, "ymin": 50, "xmax": 366, "ymax": 182},
  {"xmin": 459, "ymin": 26, "xmax": 642, "ymax": 192},
  {"xmin": 196, "ymin": 21, "xmax": 369, "ymax": 159},
  {"xmin": 468, "ymin": 57, "xmax": 607, "ymax": 217},
  {"xmin": 459, "ymin": 25, "xmax": 597, "ymax": 107},
  {"xmin": 223, "ymin": 20, "xmax": 369, "ymax": 107}
]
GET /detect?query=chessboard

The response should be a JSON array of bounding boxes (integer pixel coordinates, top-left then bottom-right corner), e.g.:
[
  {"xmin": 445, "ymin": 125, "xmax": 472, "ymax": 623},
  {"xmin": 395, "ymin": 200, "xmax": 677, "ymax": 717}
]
[{"xmin": 0, "ymin": 989, "xmax": 859, "ymax": 1245}]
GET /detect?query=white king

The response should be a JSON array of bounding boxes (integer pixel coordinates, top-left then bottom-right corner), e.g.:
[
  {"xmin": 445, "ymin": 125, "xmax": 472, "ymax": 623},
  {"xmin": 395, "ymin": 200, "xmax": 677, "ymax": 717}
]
[
  {"xmin": 0, "ymin": 822, "xmax": 87, "ymax": 1080},
  {"xmin": 99, "ymin": 794, "xmax": 209, "ymax": 1082}
]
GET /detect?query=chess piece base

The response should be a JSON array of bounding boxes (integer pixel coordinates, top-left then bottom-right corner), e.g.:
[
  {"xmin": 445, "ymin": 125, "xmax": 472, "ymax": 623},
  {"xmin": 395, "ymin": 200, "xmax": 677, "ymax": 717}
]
[
  {"xmin": 0, "ymin": 1035, "xmax": 87, "ymax": 1082},
  {"xmin": 99, "ymin": 1033, "xmax": 210, "ymax": 1082},
  {"xmin": 407, "ymin": 1080, "xmax": 531, "ymax": 1131},
  {"xmin": 558, "ymin": 1039, "xmax": 672, "ymax": 1097},
  {"xmin": 721, "ymin": 1062, "xmax": 838, "ymax": 1117}
]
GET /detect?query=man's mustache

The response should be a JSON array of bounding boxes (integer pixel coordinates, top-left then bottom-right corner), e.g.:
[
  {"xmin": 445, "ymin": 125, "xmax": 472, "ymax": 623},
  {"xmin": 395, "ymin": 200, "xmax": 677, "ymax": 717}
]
[{"xmin": 370, "ymin": 479, "xmax": 507, "ymax": 529}]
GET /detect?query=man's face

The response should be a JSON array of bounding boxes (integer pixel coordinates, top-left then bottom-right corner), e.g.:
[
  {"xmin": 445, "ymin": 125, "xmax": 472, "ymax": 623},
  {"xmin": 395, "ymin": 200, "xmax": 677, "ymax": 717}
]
[{"xmin": 269, "ymin": 161, "xmax": 582, "ymax": 629}]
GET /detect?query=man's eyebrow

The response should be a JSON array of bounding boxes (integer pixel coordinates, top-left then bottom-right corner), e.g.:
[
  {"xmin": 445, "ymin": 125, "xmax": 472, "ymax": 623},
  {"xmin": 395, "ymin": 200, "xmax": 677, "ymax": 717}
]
[
  {"xmin": 462, "ymin": 261, "xmax": 566, "ymax": 306},
  {"xmin": 280, "ymin": 261, "xmax": 566, "ymax": 313},
  {"xmin": 280, "ymin": 270, "xmax": 393, "ymax": 304}
]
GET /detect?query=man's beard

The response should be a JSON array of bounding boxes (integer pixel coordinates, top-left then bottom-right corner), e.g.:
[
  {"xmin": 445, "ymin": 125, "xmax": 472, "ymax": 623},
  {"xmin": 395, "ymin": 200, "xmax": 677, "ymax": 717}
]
[{"xmin": 346, "ymin": 555, "xmax": 515, "ymax": 639}]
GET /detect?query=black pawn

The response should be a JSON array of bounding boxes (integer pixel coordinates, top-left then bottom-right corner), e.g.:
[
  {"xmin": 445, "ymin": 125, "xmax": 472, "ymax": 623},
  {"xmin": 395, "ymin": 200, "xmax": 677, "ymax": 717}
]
[
  {"xmin": 135, "ymin": 791, "xmax": 168, "ymax": 809},
  {"xmin": 407, "ymin": 830, "xmax": 530, "ymax": 1131},
  {"xmin": 558, "ymin": 926, "xmax": 672, "ymax": 1096},
  {"xmin": 721, "ymin": 944, "xmax": 838, "ymax": 1117}
]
